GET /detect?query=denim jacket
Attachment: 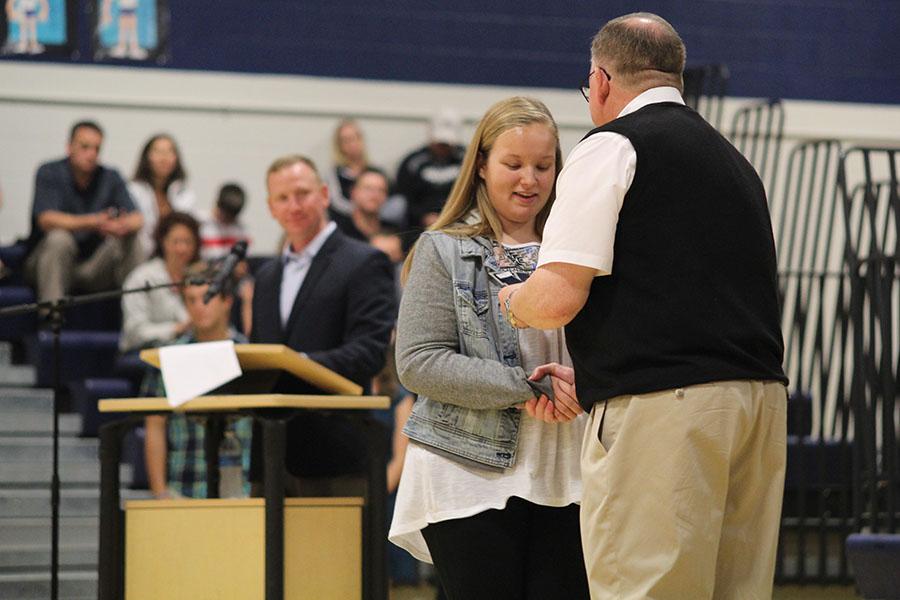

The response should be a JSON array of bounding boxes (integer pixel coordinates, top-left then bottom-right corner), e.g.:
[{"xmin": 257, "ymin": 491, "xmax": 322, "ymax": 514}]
[{"xmin": 396, "ymin": 225, "xmax": 553, "ymax": 469}]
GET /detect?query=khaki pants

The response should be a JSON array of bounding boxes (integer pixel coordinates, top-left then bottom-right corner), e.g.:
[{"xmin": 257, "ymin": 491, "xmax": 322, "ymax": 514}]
[
  {"xmin": 580, "ymin": 380, "xmax": 787, "ymax": 600},
  {"xmin": 25, "ymin": 229, "xmax": 143, "ymax": 303}
]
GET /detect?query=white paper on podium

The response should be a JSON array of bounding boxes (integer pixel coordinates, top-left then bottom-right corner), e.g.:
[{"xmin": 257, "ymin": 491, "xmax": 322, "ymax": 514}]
[{"xmin": 159, "ymin": 340, "xmax": 242, "ymax": 407}]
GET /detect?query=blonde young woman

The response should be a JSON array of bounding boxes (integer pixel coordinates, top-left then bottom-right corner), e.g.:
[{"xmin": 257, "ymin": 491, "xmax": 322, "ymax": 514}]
[
  {"xmin": 326, "ymin": 118, "xmax": 406, "ymax": 225},
  {"xmin": 389, "ymin": 97, "xmax": 590, "ymax": 600}
]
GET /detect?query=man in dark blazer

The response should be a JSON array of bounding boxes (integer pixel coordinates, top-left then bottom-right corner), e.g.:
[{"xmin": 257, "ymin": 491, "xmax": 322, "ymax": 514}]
[{"xmin": 251, "ymin": 154, "xmax": 396, "ymax": 492}]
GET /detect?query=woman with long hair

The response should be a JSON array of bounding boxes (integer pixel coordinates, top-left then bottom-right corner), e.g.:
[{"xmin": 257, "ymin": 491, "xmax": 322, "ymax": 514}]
[
  {"xmin": 326, "ymin": 118, "xmax": 406, "ymax": 226},
  {"xmin": 129, "ymin": 133, "xmax": 196, "ymax": 257},
  {"xmin": 388, "ymin": 97, "xmax": 590, "ymax": 599},
  {"xmin": 119, "ymin": 211, "xmax": 200, "ymax": 353}
]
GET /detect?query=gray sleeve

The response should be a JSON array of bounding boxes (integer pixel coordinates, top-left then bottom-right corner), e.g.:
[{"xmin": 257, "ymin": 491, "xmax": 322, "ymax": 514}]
[{"xmin": 396, "ymin": 234, "xmax": 550, "ymax": 410}]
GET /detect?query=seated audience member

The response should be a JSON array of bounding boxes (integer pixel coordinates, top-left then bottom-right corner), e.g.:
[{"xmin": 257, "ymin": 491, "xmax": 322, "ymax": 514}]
[
  {"xmin": 326, "ymin": 118, "xmax": 370, "ymax": 216},
  {"xmin": 371, "ymin": 229, "xmax": 405, "ymax": 265},
  {"xmin": 142, "ymin": 263, "xmax": 251, "ymax": 499},
  {"xmin": 198, "ymin": 183, "xmax": 253, "ymax": 336},
  {"xmin": 327, "ymin": 118, "xmax": 407, "ymax": 226},
  {"xmin": 129, "ymin": 133, "xmax": 196, "ymax": 258},
  {"xmin": 329, "ymin": 167, "xmax": 392, "ymax": 242},
  {"xmin": 24, "ymin": 120, "xmax": 143, "ymax": 303},
  {"xmin": 120, "ymin": 212, "xmax": 200, "ymax": 353},
  {"xmin": 372, "ymin": 337, "xmax": 428, "ymax": 588},
  {"xmin": 199, "ymin": 182, "xmax": 250, "ymax": 261},
  {"xmin": 374, "ymin": 343, "xmax": 415, "ymax": 495},
  {"xmin": 395, "ymin": 108, "xmax": 466, "ymax": 238}
]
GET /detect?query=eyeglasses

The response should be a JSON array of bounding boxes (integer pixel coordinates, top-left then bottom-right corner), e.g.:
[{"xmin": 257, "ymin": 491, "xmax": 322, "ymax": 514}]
[{"xmin": 580, "ymin": 67, "xmax": 612, "ymax": 102}]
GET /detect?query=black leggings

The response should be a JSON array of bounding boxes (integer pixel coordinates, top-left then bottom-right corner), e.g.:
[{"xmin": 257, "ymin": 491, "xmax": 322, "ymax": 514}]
[{"xmin": 421, "ymin": 497, "xmax": 590, "ymax": 600}]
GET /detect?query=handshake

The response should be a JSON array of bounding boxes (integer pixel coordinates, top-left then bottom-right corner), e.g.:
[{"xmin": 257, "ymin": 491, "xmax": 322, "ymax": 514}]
[{"xmin": 521, "ymin": 362, "xmax": 583, "ymax": 423}]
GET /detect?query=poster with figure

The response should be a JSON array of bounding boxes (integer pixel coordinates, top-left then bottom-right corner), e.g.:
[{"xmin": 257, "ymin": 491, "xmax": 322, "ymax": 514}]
[
  {"xmin": 93, "ymin": 0, "xmax": 169, "ymax": 63},
  {"xmin": 1, "ymin": 0, "xmax": 76, "ymax": 57}
]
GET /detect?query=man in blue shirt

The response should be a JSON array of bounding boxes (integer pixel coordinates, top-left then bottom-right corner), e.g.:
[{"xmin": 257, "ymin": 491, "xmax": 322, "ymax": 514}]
[{"xmin": 24, "ymin": 120, "xmax": 143, "ymax": 302}]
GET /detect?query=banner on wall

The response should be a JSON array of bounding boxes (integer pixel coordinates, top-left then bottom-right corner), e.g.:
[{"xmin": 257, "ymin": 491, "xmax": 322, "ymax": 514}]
[
  {"xmin": 92, "ymin": 0, "xmax": 169, "ymax": 63},
  {"xmin": 1, "ymin": 0, "xmax": 77, "ymax": 58}
]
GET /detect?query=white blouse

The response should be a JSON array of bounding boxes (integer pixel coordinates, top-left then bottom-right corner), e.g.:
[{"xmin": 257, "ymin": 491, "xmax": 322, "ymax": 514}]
[
  {"xmin": 389, "ymin": 242, "xmax": 586, "ymax": 563},
  {"xmin": 128, "ymin": 179, "xmax": 197, "ymax": 258}
]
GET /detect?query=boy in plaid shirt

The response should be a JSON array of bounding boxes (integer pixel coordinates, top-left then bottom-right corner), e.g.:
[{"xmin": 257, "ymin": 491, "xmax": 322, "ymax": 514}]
[{"xmin": 142, "ymin": 263, "xmax": 251, "ymax": 498}]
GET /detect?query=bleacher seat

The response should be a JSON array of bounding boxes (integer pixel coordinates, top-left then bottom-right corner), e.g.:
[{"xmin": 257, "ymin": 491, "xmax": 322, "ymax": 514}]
[
  {"xmin": 0, "ymin": 241, "xmax": 29, "ymax": 286},
  {"xmin": 62, "ymin": 296, "xmax": 122, "ymax": 331},
  {"xmin": 114, "ymin": 351, "xmax": 149, "ymax": 389},
  {"xmin": 70, "ymin": 377, "xmax": 134, "ymax": 437},
  {"xmin": 29, "ymin": 330, "xmax": 121, "ymax": 388},
  {"xmin": 785, "ymin": 436, "xmax": 853, "ymax": 490},
  {"xmin": 783, "ymin": 404, "xmax": 853, "ymax": 519},
  {"xmin": 783, "ymin": 391, "xmax": 852, "ymax": 513},
  {"xmin": 846, "ymin": 533, "xmax": 900, "ymax": 599},
  {"xmin": 787, "ymin": 391, "xmax": 812, "ymax": 436},
  {"xmin": 0, "ymin": 285, "xmax": 37, "ymax": 342}
]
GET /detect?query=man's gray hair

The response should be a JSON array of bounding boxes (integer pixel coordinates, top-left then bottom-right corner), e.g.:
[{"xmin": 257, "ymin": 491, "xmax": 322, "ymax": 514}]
[{"xmin": 591, "ymin": 12, "xmax": 686, "ymax": 93}]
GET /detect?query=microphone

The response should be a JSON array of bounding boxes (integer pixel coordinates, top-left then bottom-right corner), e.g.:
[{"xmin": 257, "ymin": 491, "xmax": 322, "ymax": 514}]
[{"xmin": 203, "ymin": 240, "xmax": 248, "ymax": 303}]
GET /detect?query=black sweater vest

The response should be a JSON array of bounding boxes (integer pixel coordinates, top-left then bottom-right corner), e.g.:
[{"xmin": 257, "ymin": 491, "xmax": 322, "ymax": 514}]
[{"xmin": 567, "ymin": 102, "xmax": 787, "ymax": 407}]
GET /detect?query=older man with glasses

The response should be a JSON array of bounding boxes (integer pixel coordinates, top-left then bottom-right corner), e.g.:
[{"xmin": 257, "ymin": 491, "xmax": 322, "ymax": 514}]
[{"xmin": 499, "ymin": 12, "xmax": 788, "ymax": 599}]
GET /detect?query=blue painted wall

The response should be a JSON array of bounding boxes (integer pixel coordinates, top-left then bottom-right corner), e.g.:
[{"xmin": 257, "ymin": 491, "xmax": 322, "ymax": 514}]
[{"xmin": 6, "ymin": 1, "xmax": 900, "ymax": 104}]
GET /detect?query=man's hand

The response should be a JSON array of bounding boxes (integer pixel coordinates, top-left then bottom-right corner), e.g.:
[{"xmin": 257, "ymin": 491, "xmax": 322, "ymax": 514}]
[
  {"xmin": 98, "ymin": 211, "xmax": 142, "ymax": 238},
  {"xmin": 521, "ymin": 363, "xmax": 583, "ymax": 423},
  {"xmin": 92, "ymin": 211, "xmax": 113, "ymax": 233},
  {"xmin": 97, "ymin": 214, "xmax": 130, "ymax": 238}
]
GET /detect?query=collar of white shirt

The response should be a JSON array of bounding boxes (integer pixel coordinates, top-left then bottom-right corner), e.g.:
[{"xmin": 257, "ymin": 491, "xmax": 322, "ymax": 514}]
[
  {"xmin": 281, "ymin": 221, "xmax": 337, "ymax": 266},
  {"xmin": 617, "ymin": 86, "xmax": 685, "ymax": 119}
]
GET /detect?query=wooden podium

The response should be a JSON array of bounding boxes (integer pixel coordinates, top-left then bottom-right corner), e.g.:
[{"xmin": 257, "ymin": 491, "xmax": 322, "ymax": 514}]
[{"xmin": 96, "ymin": 344, "xmax": 390, "ymax": 600}]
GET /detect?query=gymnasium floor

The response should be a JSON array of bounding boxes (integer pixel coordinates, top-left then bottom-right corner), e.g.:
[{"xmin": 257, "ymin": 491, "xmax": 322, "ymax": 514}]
[{"xmin": 390, "ymin": 584, "xmax": 862, "ymax": 599}]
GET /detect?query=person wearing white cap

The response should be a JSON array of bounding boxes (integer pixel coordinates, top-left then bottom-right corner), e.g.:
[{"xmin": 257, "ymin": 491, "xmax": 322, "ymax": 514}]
[{"xmin": 395, "ymin": 108, "xmax": 466, "ymax": 247}]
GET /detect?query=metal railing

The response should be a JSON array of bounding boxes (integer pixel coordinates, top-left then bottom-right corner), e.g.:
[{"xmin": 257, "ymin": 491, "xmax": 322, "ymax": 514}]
[
  {"xmin": 773, "ymin": 138, "xmax": 855, "ymax": 583},
  {"xmin": 729, "ymin": 99, "xmax": 785, "ymax": 203},
  {"xmin": 840, "ymin": 149, "xmax": 900, "ymax": 542},
  {"xmin": 683, "ymin": 63, "xmax": 729, "ymax": 129},
  {"xmin": 773, "ymin": 145, "xmax": 900, "ymax": 584}
]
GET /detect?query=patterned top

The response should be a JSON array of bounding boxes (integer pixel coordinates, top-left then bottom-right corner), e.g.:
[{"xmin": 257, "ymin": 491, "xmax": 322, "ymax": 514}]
[
  {"xmin": 141, "ymin": 331, "xmax": 252, "ymax": 498},
  {"xmin": 488, "ymin": 240, "xmax": 540, "ymax": 284}
]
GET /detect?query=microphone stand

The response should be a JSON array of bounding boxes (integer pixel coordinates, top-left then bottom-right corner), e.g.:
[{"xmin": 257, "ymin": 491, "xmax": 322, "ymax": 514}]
[{"xmin": 0, "ymin": 277, "xmax": 208, "ymax": 600}]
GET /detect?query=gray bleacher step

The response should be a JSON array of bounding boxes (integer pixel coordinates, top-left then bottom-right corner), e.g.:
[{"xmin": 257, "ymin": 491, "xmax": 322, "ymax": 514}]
[
  {"xmin": 0, "ymin": 412, "xmax": 82, "ymax": 436},
  {"xmin": 0, "ymin": 543, "xmax": 97, "ymax": 571},
  {"xmin": 0, "ymin": 570, "xmax": 96, "ymax": 600},
  {"xmin": 0, "ymin": 387, "xmax": 53, "ymax": 411},
  {"xmin": 0, "ymin": 342, "xmax": 11, "ymax": 366},
  {"xmin": 0, "ymin": 488, "xmax": 152, "ymax": 518},
  {"xmin": 0, "ymin": 461, "xmax": 132, "ymax": 487},
  {"xmin": 0, "ymin": 364, "xmax": 36, "ymax": 387},
  {"xmin": 0, "ymin": 436, "xmax": 99, "ymax": 461},
  {"xmin": 0, "ymin": 517, "xmax": 98, "ymax": 547}
]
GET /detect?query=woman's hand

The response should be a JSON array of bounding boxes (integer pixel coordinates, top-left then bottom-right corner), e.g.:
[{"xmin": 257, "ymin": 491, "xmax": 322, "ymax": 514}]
[{"xmin": 519, "ymin": 394, "xmax": 564, "ymax": 423}]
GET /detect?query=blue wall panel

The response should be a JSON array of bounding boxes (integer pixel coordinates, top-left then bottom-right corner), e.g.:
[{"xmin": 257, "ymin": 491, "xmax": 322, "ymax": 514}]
[{"xmin": 4, "ymin": 1, "xmax": 899, "ymax": 104}]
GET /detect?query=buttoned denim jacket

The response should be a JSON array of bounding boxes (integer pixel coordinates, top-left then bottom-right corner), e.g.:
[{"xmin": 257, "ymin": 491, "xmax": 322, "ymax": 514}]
[{"xmin": 396, "ymin": 223, "xmax": 553, "ymax": 470}]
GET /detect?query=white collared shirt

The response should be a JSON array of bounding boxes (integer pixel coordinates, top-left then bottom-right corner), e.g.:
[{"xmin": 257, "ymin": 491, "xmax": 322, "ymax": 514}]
[
  {"xmin": 537, "ymin": 86, "xmax": 685, "ymax": 275},
  {"xmin": 279, "ymin": 221, "xmax": 337, "ymax": 327}
]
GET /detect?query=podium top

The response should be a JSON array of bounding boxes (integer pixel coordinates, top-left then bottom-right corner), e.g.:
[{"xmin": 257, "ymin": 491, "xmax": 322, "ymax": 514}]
[
  {"xmin": 99, "ymin": 393, "xmax": 389, "ymax": 413},
  {"xmin": 139, "ymin": 343, "xmax": 363, "ymax": 396}
]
